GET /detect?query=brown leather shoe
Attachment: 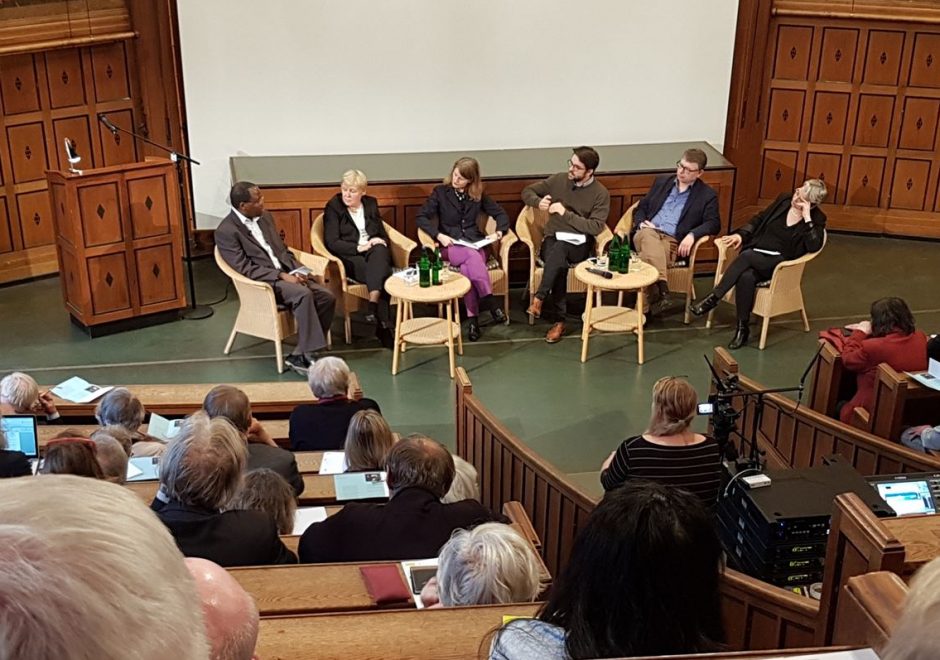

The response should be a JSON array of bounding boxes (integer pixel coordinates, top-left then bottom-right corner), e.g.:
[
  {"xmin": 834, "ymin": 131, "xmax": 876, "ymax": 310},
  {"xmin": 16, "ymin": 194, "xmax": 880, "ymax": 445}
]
[
  {"xmin": 545, "ymin": 322, "xmax": 566, "ymax": 343},
  {"xmin": 526, "ymin": 296, "xmax": 543, "ymax": 318}
]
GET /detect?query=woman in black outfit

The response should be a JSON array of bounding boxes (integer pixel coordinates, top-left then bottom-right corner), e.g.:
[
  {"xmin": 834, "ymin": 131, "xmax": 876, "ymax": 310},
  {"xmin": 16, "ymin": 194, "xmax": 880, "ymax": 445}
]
[
  {"xmin": 690, "ymin": 179, "xmax": 827, "ymax": 349},
  {"xmin": 323, "ymin": 169, "xmax": 394, "ymax": 348}
]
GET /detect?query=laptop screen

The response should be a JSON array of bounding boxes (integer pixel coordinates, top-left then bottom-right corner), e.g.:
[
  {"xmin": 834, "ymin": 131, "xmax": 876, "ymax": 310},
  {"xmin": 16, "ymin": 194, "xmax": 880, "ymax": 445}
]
[
  {"xmin": 0, "ymin": 415, "xmax": 39, "ymax": 459},
  {"xmin": 875, "ymin": 480, "xmax": 937, "ymax": 517}
]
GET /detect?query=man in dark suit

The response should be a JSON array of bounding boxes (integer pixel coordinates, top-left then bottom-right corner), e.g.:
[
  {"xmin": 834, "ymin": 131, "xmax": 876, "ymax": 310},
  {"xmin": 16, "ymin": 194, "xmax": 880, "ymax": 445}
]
[
  {"xmin": 215, "ymin": 181, "xmax": 336, "ymax": 374},
  {"xmin": 632, "ymin": 148, "xmax": 720, "ymax": 315},
  {"xmin": 298, "ymin": 435, "xmax": 508, "ymax": 563},
  {"xmin": 202, "ymin": 384, "xmax": 304, "ymax": 496}
]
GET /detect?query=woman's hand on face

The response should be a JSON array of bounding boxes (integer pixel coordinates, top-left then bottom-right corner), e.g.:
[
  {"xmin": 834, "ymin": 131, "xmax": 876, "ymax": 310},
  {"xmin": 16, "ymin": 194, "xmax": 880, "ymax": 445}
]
[{"xmin": 437, "ymin": 234, "xmax": 453, "ymax": 248}]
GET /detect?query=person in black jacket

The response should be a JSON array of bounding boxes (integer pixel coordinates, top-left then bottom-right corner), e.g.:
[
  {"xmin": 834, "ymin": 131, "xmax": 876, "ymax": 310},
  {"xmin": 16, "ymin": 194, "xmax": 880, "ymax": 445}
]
[
  {"xmin": 323, "ymin": 169, "xmax": 394, "ymax": 348},
  {"xmin": 690, "ymin": 179, "xmax": 827, "ymax": 349},
  {"xmin": 631, "ymin": 148, "xmax": 720, "ymax": 315},
  {"xmin": 416, "ymin": 157, "xmax": 510, "ymax": 342},
  {"xmin": 153, "ymin": 412, "xmax": 297, "ymax": 567}
]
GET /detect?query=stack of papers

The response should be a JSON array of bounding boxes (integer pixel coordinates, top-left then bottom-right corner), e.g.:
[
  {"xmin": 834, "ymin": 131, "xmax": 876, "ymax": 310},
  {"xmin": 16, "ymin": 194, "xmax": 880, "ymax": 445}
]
[
  {"xmin": 292, "ymin": 507, "xmax": 328, "ymax": 535},
  {"xmin": 555, "ymin": 232, "xmax": 586, "ymax": 245},
  {"xmin": 333, "ymin": 471, "xmax": 389, "ymax": 501},
  {"xmin": 908, "ymin": 358, "xmax": 940, "ymax": 392},
  {"xmin": 318, "ymin": 451, "xmax": 347, "ymax": 475},
  {"xmin": 50, "ymin": 376, "xmax": 112, "ymax": 403},
  {"xmin": 453, "ymin": 237, "xmax": 495, "ymax": 249}
]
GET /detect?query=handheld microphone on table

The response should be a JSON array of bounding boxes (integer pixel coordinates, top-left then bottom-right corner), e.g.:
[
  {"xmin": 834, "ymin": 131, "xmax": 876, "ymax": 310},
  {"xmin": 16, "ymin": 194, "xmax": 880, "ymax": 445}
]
[{"xmin": 586, "ymin": 267, "xmax": 613, "ymax": 279}]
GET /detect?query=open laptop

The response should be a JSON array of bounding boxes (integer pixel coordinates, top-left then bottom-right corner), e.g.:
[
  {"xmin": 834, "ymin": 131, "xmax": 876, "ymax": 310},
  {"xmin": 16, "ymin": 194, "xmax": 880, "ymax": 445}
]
[{"xmin": 0, "ymin": 414, "xmax": 40, "ymax": 473}]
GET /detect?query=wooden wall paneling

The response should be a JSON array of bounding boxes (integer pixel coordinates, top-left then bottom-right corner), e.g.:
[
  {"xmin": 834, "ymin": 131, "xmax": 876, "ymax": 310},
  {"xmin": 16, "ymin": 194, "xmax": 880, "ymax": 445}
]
[
  {"xmin": 862, "ymin": 30, "xmax": 905, "ymax": 86},
  {"xmin": 760, "ymin": 149, "xmax": 798, "ymax": 199},
  {"xmin": 134, "ymin": 243, "xmax": 179, "ymax": 307},
  {"xmin": 97, "ymin": 107, "xmax": 137, "ymax": 166},
  {"xmin": 898, "ymin": 96, "xmax": 940, "ymax": 150},
  {"xmin": 774, "ymin": 25, "xmax": 814, "ymax": 80},
  {"xmin": 818, "ymin": 28, "xmax": 859, "ymax": 82},
  {"xmin": 0, "ymin": 53, "xmax": 40, "ymax": 114},
  {"xmin": 268, "ymin": 208, "xmax": 303, "ymax": 251},
  {"xmin": 846, "ymin": 155, "xmax": 886, "ymax": 207},
  {"xmin": 77, "ymin": 180, "xmax": 123, "ymax": 247},
  {"xmin": 58, "ymin": 245, "xmax": 83, "ymax": 314},
  {"xmin": 89, "ymin": 41, "xmax": 130, "ymax": 103},
  {"xmin": 86, "ymin": 251, "xmax": 131, "ymax": 316},
  {"xmin": 766, "ymin": 88, "xmax": 806, "ymax": 141},
  {"xmin": 51, "ymin": 114, "xmax": 94, "ymax": 171},
  {"xmin": 853, "ymin": 94, "xmax": 895, "ymax": 148},
  {"xmin": 16, "ymin": 188, "xmax": 53, "ymax": 248},
  {"xmin": 804, "ymin": 152, "xmax": 842, "ymax": 203},
  {"xmin": 0, "ymin": 198, "xmax": 11, "ymax": 253},
  {"xmin": 44, "ymin": 48, "xmax": 86, "ymax": 109},
  {"xmin": 908, "ymin": 32, "xmax": 940, "ymax": 88},
  {"xmin": 7, "ymin": 121, "xmax": 49, "ymax": 183},
  {"xmin": 890, "ymin": 158, "xmax": 931, "ymax": 210},
  {"xmin": 809, "ymin": 91, "xmax": 850, "ymax": 145},
  {"xmin": 48, "ymin": 181, "xmax": 76, "ymax": 249}
]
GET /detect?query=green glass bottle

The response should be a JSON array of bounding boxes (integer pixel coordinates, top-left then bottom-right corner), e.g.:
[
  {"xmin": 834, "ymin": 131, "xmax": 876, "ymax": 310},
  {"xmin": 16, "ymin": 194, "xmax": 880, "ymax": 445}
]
[
  {"xmin": 432, "ymin": 247, "xmax": 442, "ymax": 285},
  {"xmin": 618, "ymin": 235, "xmax": 630, "ymax": 274},
  {"xmin": 418, "ymin": 249, "xmax": 431, "ymax": 288},
  {"xmin": 608, "ymin": 234, "xmax": 621, "ymax": 272}
]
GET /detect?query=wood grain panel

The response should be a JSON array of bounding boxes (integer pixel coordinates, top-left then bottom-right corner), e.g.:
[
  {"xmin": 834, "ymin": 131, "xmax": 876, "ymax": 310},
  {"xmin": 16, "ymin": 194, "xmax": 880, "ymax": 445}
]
[
  {"xmin": 52, "ymin": 115, "xmax": 94, "ymax": 171},
  {"xmin": 0, "ymin": 198, "xmax": 12, "ymax": 253},
  {"xmin": 846, "ymin": 156, "xmax": 885, "ymax": 207},
  {"xmin": 760, "ymin": 149, "xmax": 798, "ymax": 199},
  {"xmin": 16, "ymin": 190, "xmax": 54, "ymax": 248},
  {"xmin": 809, "ymin": 92, "xmax": 850, "ymax": 144},
  {"xmin": 863, "ymin": 31, "xmax": 905, "ymax": 86},
  {"xmin": 127, "ymin": 175, "xmax": 169, "ymax": 239},
  {"xmin": 890, "ymin": 159, "xmax": 931, "ymax": 211},
  {"xmin": 774, "ymin": 25, "xmax": 814, "ymax": 80},
  {"xmin": 59, "ymin": 246, "xmax": 83, "ymax": 314},
  {"xmin": 49, "ymin": 181, "xmax": 76, "ymax": 248},
  {"xmin": 87, "ymin": 252, "xmax": 131, "ymax": 315},
  {"xmin": 134, "ymin": 244, "xmax": 178, "ymax": 306},
  {"xmin": 819, "ymin": 28, "xmax": 858, "ymax": 82},
  {"xmin": 909, "ymin": 32, "xmax": 940, "ymax": 88},
  {"xmin": 766, "ymin": 89, "xmax": 806, "ymax": 142},
  {"xmin": 7, "ymin": 121, "xmax": 49, "ymax": 183},
  {"xmin": 98, "ymin": 108, "xmax": 137, "ymax": 166},
  {"xmin": 0, "ymin": 53, "xmax": 40, "ymax": 114},
  {"xmin": 898, "ymin": 96, "xmax": 940, "ymax": 150},
  {"xmin": 269, "ymin": 208, "xmax": 302, "ymax": 249},
  {"xmin": 90, "ymin": 42, "xmax": 130, "ymax": 102},
  {"xmin": 78, "ymin": 181, "xmax": 123, "ymax": 247},
  {"xmin": 853, "ymin": 94, "xmax": 895, "ymax": 148},
  {"xmin": 44, "ymin": 48, "xmax": 86, "ymax": 108},
  {"xmin": 804, "ymin": 153, "xmax": 842, "ymax": 204}
]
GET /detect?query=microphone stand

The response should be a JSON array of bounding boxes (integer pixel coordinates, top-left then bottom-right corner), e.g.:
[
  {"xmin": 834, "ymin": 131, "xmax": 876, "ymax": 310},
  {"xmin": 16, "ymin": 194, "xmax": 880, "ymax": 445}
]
[{"xmin": 98, "ymin": 114, "xmax": 212, "ymax": 320}]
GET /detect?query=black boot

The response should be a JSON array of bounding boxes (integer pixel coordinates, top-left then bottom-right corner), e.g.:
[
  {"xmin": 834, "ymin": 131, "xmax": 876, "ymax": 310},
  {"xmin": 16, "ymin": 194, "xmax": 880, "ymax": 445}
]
[
  {"xmin": 468, "ymin": 318, "xmax": 481, "ymax": 342},
  {"xmin": 728, "ymin": 322, "xmax": 749, "ymax": 350},
  {"xmin": 375, "ymin": 320, "xmax": 394, "ymax": 349},
  {"xmin": 690, "ymin": 292, "xmax": 720, "ymax": 317}
]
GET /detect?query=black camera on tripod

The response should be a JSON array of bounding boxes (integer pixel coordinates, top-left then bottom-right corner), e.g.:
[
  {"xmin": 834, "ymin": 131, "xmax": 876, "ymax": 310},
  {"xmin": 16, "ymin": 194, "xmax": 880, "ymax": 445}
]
[{"xmin": 698, "ymin": 370, "xmax": 742, "ymax": 463}]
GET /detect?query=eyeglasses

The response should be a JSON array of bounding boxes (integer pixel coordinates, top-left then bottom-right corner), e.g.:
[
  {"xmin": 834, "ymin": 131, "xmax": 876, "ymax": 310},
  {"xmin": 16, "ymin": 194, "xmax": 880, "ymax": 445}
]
[
  {"xmin": 567, "ymin": 159, "xmax": 586, "ymax": 172},
  {"xmin": 676, "ymin": 161, "xmax": 701, "ymax": 175}
]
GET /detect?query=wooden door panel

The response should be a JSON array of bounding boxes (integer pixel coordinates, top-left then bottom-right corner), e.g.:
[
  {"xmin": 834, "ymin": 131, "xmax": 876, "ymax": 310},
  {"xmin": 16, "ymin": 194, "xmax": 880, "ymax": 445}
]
[
  {"xmin": 52, "ymin": 115, "xmax": 95, "ymax": 171},
  {"xmin": 898, "ymin": 97, "xmax": 940, "ymax": 151},
  {"xmin": 98, "ymin": 108, "xmax": 137, "ymax": 166},
  {"xmin": 87, "ymin": 252, "xmax": 131, "ymax": 315},
  {"xmin": 269, "ymin": 209, "xmax": 302, "ymax": 249},
  {"xmin": 49, "ymin": 181, "xmax": 78, "ymax": 248},
  {"xmin": 128, "ymin": 175, "xmax": 170, "ymax": 239},
  {"xmin": 134, "ymin": 244, "xmax": 179, "ymax": 306},
  {"xmin": 853, "ymin": 95, "xmax": 895, "ymax": 148},
  {"xmin": 766, "ymin": 89, "xmax": 805, "ymax": 142},
  {"xmin": 17, "ymin": 190, "xmax": 55, "ymax": 248},
  {"xmin": 809, "ymin": 92, "xmax": 850, "ymax": 144},
  {"xmin": 44, "ymin": 48, "xmax": 86, "ymax": 109},
  {"xmin": 804, "ymin": 153, "xmax": 842, "ymax": 204},
  {"xmin": 890, "ymin": 159, "xmax": 931, "ymax": 211},
  {"xmin": 7, "ymin": 122, "xmax": 50, "ymax": 183},
  {"xmin": 773, "ymin": 25, "xmax": 814, "ymax": 80},
  {"xmin": 91, "ymin": 42, "xmax": 131, "ymax": 102},
  {"xmin": 818, "ymin": 28, "xmax": 858, "ymax": 82},
  {"xmin": 60, "ymin": 247, "xmax": 84, "ymax": 313},
  {"xmin": 863, "ymin": 31, "xmax": 904, "ymax": 86},
  {"xmin": 0, "ymin": 54, "xmax": 40, "ymax": 115},
  {"xmin": 760, "ymin": 150, "xmax": 798, "ymax": 200},
  {"xmin": 909, "ymin": 33, "xmax": 940, "ymax": 88},
  {"xmin": 78, "ymin": 182, "xmax": 124, "ymax": 247},
  {"xmin": 846, "ymin": 156, "xmax": 886, "ymax": 207},
  {"xmin": 0, "ymin": 198, "xmax": 12, "ymax": 253}
]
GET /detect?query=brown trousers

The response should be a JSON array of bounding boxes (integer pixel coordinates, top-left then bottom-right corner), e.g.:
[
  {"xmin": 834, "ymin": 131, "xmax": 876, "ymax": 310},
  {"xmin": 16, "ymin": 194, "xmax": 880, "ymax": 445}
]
[{"xmin": 633, "ymin": 227, "xmax": 678, "ymax": 300}]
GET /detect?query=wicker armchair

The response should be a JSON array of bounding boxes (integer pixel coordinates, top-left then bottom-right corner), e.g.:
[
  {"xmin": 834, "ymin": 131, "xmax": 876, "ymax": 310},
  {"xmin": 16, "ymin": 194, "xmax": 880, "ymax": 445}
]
[
  {"xmin": 596, "ymin": 201, "xmax": 712, "ymax": 324},
  {"xmin": 705, "ymin": 231, "xmax": 827, "ymax": 349},
  {"xmin": 214, "ymin": 246, "xmax": 330, "ymax": 373},
  {"xmin": 515, "ymin": 206, "xmax": 611, "ymax": 325},
  {"xmin": 416, "ymin": 216, "xmax": 518, "ymax": 322},
  {"xmin": 310, "ymin": 213, "xmax": 416, "ymax": 344}
]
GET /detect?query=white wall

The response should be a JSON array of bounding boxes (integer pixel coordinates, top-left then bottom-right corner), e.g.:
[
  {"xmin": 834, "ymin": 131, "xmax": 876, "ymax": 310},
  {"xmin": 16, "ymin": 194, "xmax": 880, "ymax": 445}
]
[{"xmin": 177, "ymin": 0, "xmax": 739, "ymax": 227}]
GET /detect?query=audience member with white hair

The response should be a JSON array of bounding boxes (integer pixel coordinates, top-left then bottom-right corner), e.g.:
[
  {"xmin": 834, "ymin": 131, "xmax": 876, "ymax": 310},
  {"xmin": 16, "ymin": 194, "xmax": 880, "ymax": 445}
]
[
  {"xmin": 186, "ymin": 557, "xmax": 260, "ymax": 660},
  {"xmin": 0, "ymin": 415, "xmax": 31, "ymax": 478},
  {"xmin": 95, "ymin": 386, "xmax": 165, "ymax": 456},
  {"xmin": 421, "ymin": 523, "xmax": 543, "ymax": 608},
  {"xmin": 0, "ymin": 475, "xmax": 208, "ymax": 658},
  {"xmin": 154, "ymin": 411, "xmax": 297, "ymax": 567},
  {"xmin": 442, "ymin": 455, "xmax": 480, "ymax": 503},
  {"xmin": 0, "ymin": 371, "xmax": 59, "ymax": 420},
  {"xmin": 90, "ymin": 429, "xmax": 130, "ymax": 484},
  {"xmin": 882, "ymin": 555, "xmax": 940, "ymax": 660},
  {"xmin": 289, "ymin": 356, "xmax": 381, "ymax": 451}
]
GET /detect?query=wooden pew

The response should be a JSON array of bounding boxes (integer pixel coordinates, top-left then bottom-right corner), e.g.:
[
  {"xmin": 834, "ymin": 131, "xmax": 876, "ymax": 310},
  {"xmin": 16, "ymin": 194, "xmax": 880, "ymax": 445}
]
[
  {"xmin": 256, "ymin": 602, "xmax": 539, "ymax": 660},
  {"xmin": 711, "ymin": 347, "xmax": 940, "ymax": 476},
  {"xmin": 862, "ymin": 363, "xmax": 940, "ymax": 442},
  {"xmin": 43, "ymin": 375, "xmax": 363, "ymax": 419},
  {"xmin": 454, "ymin": 367, "xmax": 821, "ymax": 652},
  {"xmin": 126, "ymin": 473, "xmax": 357, "ymax": 506},
  {"xmin": 832, "ymin": 571, "xmax": 906, "ymax": 653},
  {"xmin": 808, "ymin": 341, "xmax": 852, "ymax": 418}
]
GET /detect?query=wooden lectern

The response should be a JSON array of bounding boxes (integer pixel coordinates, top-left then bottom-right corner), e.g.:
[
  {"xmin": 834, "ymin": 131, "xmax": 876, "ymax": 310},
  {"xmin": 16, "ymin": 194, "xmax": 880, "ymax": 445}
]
[{"xmin": 46, "ymin": 158, "xmax": 187, "ymax": 335}]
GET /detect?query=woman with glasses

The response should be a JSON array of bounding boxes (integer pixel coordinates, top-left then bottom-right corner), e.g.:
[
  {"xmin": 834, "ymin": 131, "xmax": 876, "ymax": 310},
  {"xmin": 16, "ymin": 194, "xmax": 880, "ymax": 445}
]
[
  {"xmin": 416, "ymin": 157, "xmax": 510, "ymax": 342},
  {"xmin": 690, "ymin": 179, "xmax": 827, "ymax": 349},
  {"xmin": 599, "ymin": 377, "xmax": 721, "ymax": 509}
]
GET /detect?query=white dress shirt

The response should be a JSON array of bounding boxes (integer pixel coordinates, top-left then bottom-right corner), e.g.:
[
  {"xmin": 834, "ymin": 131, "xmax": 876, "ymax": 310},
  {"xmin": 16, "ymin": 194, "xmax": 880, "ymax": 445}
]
[{"xmin": 233, "ymin": 207, "xmax": 280, "ymax": 270}]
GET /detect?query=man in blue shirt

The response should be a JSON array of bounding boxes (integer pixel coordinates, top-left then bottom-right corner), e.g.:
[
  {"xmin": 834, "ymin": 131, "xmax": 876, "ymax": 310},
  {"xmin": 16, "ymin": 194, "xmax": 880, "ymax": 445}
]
[{"xmin": 632, "ymin": 148, "xmax": 720, "ymax": 315}]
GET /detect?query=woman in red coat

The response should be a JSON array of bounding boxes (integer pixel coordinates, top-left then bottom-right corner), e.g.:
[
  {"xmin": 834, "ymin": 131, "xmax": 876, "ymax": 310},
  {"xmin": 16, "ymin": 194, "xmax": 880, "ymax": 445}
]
[{"xmin": 839, "ymin": 297, "xmax": 928, "ymax": 424}]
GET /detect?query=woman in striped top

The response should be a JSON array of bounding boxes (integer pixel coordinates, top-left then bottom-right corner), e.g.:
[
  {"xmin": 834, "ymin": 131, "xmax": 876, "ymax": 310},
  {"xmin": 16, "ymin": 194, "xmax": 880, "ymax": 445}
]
[{"xmin": 600, "ymin": 377, "xmax": 722, "ymax": 508}]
